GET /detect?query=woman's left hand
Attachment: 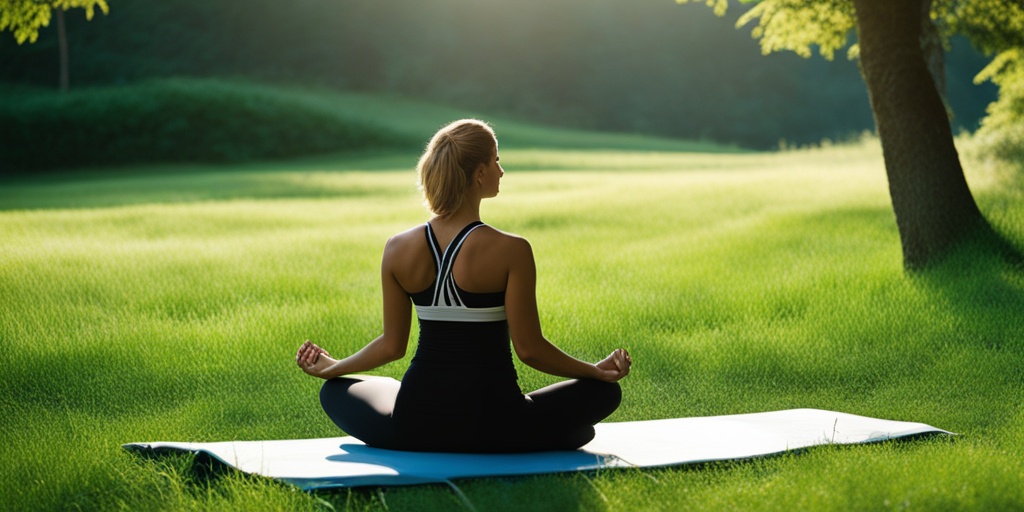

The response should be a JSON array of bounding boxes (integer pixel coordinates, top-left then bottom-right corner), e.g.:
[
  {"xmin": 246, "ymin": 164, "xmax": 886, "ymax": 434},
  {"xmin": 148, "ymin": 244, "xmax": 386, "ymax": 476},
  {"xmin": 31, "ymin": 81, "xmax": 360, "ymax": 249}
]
[{"xmin": 296, "ymin": 340, "xmax": 337, "ymax": 379}]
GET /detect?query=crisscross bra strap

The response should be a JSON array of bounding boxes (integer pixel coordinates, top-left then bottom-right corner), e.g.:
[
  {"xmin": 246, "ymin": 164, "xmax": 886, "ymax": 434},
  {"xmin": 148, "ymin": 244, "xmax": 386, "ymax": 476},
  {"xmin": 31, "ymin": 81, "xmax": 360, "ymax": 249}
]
[{"xmin": 415, "ymin": 221, "xmax": 507, "ymax": 322}]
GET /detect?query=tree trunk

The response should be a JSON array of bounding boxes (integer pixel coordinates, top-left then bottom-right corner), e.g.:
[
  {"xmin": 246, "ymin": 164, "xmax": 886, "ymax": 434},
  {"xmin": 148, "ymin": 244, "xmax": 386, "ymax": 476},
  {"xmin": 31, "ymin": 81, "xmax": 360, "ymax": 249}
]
[
  {"xmin": 852, "ymin": 0, "xmax": 983, "ymax": 269},
  {"xmin": 56, "ymin": 7, "xmax": 69, "ymax": 92},
  {"xmin": 920, "ymin": 0, "xmax": 945, "ymax": 99}
]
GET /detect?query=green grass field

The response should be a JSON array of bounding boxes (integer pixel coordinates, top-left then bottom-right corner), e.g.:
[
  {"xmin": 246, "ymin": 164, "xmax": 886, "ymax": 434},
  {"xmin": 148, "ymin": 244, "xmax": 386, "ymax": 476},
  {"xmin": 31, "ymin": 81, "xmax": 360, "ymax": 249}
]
[{"xmin": 2, "ymin": 127, "xmax": 1023, "ymax": 510}]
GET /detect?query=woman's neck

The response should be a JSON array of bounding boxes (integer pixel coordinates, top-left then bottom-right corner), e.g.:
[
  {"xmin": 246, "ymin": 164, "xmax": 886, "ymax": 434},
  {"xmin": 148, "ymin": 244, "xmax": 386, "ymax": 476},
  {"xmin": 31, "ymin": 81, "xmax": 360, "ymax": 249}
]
[{"xmin": 433, "ymin": 199, "xmax": 482, "ymax": 228}]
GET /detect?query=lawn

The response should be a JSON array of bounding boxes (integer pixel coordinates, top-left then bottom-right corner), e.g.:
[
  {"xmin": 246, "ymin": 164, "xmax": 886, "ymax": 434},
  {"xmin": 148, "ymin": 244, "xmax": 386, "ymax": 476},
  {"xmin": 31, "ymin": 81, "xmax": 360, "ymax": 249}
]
[{"xmin": 1, "ymin": 135, "xmax": 1022, "ymax": 511}]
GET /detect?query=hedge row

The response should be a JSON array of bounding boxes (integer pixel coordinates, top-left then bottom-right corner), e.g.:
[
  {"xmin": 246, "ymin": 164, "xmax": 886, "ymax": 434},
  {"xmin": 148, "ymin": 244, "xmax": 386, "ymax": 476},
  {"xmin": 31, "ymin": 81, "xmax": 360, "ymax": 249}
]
[{"xmin": 1, "ymin": 79, "xmax": 414, "ymax": 172}]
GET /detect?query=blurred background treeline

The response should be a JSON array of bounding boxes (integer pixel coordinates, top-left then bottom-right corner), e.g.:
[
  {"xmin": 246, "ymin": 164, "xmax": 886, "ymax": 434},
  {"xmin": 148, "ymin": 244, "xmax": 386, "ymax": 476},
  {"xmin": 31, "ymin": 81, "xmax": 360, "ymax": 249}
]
[{"xmin": 0, "ymin": 0, "xmax": 1002, "ymax": 170}]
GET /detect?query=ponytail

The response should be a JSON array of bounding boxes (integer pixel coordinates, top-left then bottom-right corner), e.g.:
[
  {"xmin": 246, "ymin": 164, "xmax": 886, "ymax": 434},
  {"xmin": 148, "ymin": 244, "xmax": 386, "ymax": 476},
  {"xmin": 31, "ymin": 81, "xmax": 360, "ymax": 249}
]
[{"xmin": 417, "ymin": 119, "xmax": 496, "ymax": 217}]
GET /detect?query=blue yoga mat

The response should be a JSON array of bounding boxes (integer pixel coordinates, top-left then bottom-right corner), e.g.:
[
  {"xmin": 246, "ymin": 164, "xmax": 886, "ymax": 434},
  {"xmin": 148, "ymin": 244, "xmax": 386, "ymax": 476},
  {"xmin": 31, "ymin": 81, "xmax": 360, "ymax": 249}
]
[{"xmin": 123, "ymin": 408, "xmax": 950, "ymax": 490}]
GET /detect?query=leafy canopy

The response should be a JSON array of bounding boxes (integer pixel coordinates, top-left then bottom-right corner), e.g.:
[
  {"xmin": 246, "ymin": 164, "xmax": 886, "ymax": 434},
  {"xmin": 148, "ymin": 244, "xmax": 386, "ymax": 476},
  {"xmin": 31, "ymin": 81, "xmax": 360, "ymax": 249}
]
[
  {"xmin": 678, "ymin": 0, "xmax": 1023, "ymax": 61},
  {"xmin": 939, "ymin": 0, "xmax": 1024, "ymax": 160},
  {"xmin": 677, "ymin": 0, "xmax": 855, "ymax": 60},
  {"xmin": 0, "ymin": 0, "xmax": 108, "ymax": 44},
  {"xmin": 680, "ymin": 0, "xmax": 1024, "ymax": 159}
]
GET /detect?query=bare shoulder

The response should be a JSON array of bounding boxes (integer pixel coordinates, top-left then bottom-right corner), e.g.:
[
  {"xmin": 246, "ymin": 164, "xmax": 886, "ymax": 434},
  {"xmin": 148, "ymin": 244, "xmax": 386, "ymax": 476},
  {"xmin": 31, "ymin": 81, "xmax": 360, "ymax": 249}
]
[
  {"xmin": 480, "ymin": 224, "xmax": 529, "ymax": 245},
  {"xmin": 382, "ymin": 225, "xmax": 427, "ymax": 263},
  {"xmin": 477, "ymin": 225, "xmax": 533, "ymax": 260},
  {"xmin": 386, "ymin": 225, "xmax": 426, "ymax": 247}
]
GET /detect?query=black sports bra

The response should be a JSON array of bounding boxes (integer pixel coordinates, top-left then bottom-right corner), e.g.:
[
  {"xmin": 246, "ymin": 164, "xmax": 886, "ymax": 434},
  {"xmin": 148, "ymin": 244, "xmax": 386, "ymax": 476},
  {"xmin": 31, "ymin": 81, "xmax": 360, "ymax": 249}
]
[{"xmin": 408, "ymin": 221, "xmax": 506, "ymax": 322}]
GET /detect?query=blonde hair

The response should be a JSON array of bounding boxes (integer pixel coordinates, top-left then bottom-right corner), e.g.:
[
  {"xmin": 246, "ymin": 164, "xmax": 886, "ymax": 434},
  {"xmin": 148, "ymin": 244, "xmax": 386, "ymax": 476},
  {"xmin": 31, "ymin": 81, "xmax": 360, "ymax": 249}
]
[{"xmin": 417, "ymin": 119, "xmax": 496, "ymax": 217}]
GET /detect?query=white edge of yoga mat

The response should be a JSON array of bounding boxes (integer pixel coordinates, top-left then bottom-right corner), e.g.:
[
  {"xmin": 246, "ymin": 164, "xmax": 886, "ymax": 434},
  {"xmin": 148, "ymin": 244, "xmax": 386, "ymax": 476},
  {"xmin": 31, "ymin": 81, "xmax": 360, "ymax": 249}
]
[
  {"xmin": 581, "ymin": 408, "xmax": 953, "ymax": 468},
  {"xmin": 123, "ymin": 408, "xmax": 952, "ymax": 490}
]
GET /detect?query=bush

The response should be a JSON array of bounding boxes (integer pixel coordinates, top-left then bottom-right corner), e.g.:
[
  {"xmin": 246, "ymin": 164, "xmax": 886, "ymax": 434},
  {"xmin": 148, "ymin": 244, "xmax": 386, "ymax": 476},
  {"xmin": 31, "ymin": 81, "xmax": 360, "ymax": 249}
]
[
  {"xmin": 0, "ymin": 78, "xmax": 414, "ymax": 173},
  {"xmin": 972, "ymin": 49, "xmax": 1024, "ymax": 165}
]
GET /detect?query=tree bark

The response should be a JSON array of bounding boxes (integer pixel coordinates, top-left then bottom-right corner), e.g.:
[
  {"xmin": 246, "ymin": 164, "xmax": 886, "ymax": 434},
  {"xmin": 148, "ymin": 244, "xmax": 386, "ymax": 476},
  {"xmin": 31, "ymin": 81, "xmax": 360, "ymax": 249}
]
[
  {"xmin": 920, "ymin": 0, "xmax": 945, "ymax": 99},
  {"xmin": 56, "ymin": 7, "xmax": 69, "ymax": 92},
  {"xmin": 852, "ymin": 0, "xmax": 983, "ymax": 269}
]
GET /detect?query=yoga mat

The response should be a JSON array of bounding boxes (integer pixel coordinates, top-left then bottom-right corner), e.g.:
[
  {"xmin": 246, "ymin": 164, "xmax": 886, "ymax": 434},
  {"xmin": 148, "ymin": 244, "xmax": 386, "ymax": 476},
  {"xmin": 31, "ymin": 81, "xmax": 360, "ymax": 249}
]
[{"xmin": 123, "ymin": 408, "xmax": 951, "ymax": 490}]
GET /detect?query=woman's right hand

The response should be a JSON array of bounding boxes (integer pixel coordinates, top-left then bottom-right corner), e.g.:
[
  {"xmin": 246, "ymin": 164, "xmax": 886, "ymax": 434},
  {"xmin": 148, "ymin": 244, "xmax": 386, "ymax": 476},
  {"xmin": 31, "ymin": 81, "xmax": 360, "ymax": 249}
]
[{"xmin": 594, "ymin": 348, "xmax": 632, "ymax": 382}]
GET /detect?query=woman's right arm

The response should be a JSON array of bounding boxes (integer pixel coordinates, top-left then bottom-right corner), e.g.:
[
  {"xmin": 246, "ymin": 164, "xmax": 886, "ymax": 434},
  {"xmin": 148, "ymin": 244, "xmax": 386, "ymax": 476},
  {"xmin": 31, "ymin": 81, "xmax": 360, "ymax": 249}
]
[
  {"xmin": 296, "ymin": 237, "xmax": 412, "ymax": 379},
  {"xmin": 504, "ymin": 237, "xmax": 631, "ymax": 383}
]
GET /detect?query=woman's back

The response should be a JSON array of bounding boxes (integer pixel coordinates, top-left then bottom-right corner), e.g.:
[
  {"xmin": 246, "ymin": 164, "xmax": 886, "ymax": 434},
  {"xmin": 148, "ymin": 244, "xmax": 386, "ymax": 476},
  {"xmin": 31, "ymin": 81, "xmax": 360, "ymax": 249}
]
[
  {"xmin": 390, "ymin": 221, "xmax": 527, "ymax": 451},
  {"xmin": 384, "ymin": 221, "xmax": 524, "ymax": 299}
]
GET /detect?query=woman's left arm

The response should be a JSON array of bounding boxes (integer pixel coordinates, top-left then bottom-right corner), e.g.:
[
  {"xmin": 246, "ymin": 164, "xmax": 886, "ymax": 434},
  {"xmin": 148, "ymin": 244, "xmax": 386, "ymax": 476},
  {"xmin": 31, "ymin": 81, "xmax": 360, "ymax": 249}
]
[{"xmin": 296, "ymin": 239, "xmax": 412, "ymax": 379}]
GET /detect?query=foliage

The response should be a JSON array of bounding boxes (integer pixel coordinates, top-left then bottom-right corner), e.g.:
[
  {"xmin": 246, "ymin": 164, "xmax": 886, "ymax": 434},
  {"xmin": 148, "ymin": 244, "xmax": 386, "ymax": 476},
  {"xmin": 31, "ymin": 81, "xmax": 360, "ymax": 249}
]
[
  {"xmin": 679, "ymin": 0, "xmax": 1024, "ymax": 160},
  {"xmin": 0, "ymin": 79, "xmax": 413, "ymax": 173},
  {"xmin": 679, "ymin": 0, "xmax": 856, "ymax": 60},
  {"xmin": 0, "ymin": 0, "xmax": 107, "ymax": 44},
  {"xmin": 972, "ymin": 48, "xmax": 1024, "ymax": 162},
  {"xmin": 936, "ymin": 0, "xmax": 1024, "ymax": 54},
  {"xmin": 737, "ymin": 0, "xmax": 856, "ymax": 59},
  {"xmin": 938, "ymin": 0, "xmax": 1024, "ymax": 161}
]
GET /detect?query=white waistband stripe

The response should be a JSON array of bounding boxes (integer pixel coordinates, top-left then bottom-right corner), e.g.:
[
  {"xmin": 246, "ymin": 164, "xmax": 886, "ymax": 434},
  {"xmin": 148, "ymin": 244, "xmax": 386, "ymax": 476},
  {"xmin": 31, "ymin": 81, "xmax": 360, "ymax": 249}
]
[{"xmin": 415, "ymin": 305, "xmax": 507, "ymax": 322}]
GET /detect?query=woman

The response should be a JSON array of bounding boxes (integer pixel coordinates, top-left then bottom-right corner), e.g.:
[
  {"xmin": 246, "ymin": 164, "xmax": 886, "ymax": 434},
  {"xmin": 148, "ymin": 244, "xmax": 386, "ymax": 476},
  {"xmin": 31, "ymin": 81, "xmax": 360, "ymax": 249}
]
[{"xmin": 296, "ymin": 119, "xmax": 631, "ymax": 453}]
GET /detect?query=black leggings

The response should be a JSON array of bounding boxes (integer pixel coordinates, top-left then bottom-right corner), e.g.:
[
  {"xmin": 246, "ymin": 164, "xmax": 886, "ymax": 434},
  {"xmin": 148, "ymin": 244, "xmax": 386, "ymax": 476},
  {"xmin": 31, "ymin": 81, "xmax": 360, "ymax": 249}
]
[{"xmin": 319, "ymin": 376, "xmax": 621, "ymax": 453}]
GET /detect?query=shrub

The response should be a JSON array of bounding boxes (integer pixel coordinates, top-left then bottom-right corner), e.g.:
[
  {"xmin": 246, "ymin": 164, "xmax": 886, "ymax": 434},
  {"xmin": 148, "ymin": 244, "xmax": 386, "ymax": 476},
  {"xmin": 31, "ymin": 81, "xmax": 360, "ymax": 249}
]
[
  {"xmin": 972, "ymin": 49, "xmax": 1024, "ymax": 165},
  {"xmin": 0, "ymin": 78, "xmax": 414, "ymax": 173}
]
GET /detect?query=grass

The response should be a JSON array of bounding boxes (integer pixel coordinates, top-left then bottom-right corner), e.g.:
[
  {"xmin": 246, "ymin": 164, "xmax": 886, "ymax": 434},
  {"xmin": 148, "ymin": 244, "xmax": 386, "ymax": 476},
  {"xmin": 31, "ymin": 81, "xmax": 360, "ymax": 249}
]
[{"xmin": 1, "ymin": 132, "xmax": 1023, "ymax": 510}]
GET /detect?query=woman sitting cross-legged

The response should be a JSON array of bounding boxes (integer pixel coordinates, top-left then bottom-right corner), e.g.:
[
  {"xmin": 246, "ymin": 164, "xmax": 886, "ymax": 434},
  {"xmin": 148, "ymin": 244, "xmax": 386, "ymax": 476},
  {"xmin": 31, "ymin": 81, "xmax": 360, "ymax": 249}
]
[{"xmin": 296, "ymin": 119, "xmax": 631, "ymax": 453}]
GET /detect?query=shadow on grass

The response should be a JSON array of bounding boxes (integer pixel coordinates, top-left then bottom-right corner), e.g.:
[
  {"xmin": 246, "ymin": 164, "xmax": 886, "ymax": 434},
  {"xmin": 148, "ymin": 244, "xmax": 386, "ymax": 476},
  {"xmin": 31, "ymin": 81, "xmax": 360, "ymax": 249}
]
[
  {"xmin": 912, "ymin": 224, "xmax": 1024, "ymax": 351},
  {"xmin": 0, "ymin": 150, "xmax": 420, "ymax": 211},
  {"xmin": 123, "ymin": 445, "xmax": 253, "ymax": 487}
]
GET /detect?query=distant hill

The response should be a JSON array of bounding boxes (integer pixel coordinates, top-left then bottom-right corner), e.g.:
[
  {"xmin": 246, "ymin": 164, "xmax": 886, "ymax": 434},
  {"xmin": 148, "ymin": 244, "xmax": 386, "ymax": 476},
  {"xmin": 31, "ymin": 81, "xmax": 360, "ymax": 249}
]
[{"xmin": 0, "ymin": 78, "xmax": 743, "ymax": 173}]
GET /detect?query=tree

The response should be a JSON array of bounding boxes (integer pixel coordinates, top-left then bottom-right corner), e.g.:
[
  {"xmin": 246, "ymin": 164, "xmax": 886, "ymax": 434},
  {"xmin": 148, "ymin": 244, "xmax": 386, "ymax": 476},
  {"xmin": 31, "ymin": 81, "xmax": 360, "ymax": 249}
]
[
  {"xmin": 0, "ymin": 0, "xmax": 109, "ymax": 90},
  {"xmin": 679, "ymin": 0, "xmax": 1022, "ymax": 269}
]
